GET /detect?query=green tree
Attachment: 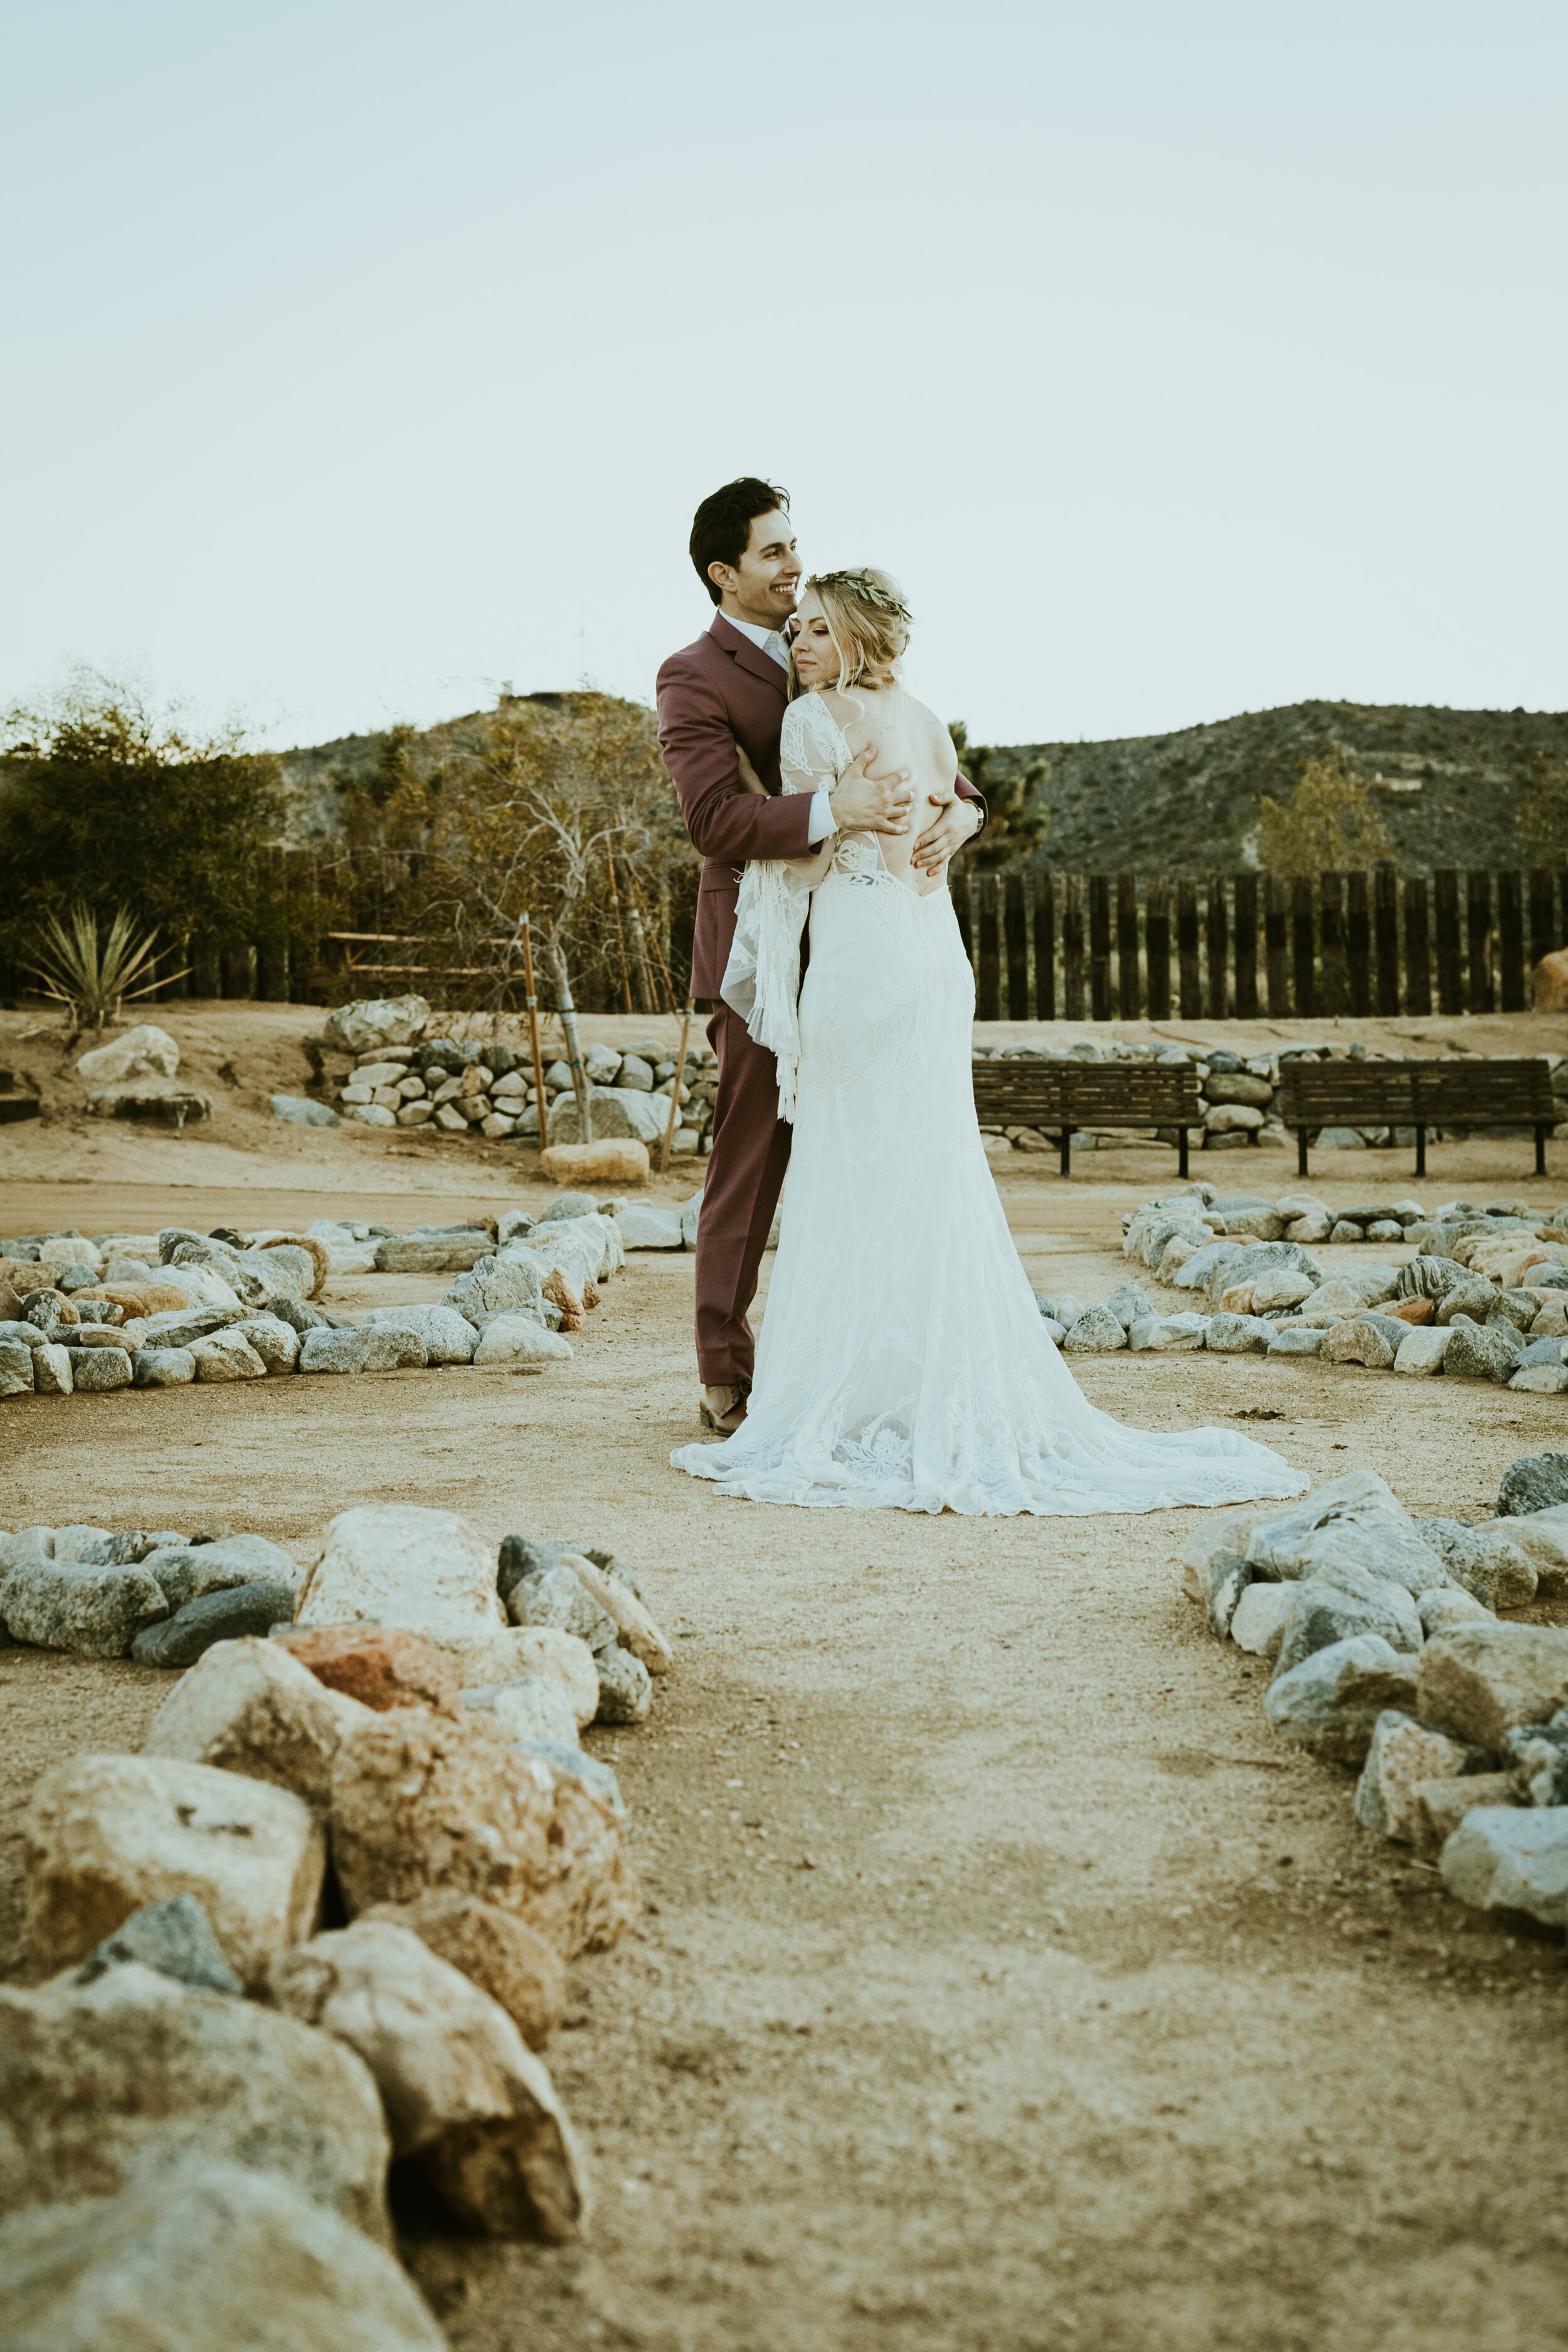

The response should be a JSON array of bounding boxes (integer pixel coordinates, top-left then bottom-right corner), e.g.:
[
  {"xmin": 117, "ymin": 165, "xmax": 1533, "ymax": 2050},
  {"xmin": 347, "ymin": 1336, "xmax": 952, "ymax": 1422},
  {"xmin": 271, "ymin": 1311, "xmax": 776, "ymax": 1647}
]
[
  {"xmin": 1254, "ymin": 751, "xmax": 1392, "ymax": 877},
  {"xmin": 947, "ymin": 723, "xmax": 1049, "ymax": 872},
  {"xmin": 0, "ymin": 671, "xmax": 288, "ymax": 959},
  {"xmin": 1518, "ymin": 755, "xmax": 1568, "ymax": 869}
]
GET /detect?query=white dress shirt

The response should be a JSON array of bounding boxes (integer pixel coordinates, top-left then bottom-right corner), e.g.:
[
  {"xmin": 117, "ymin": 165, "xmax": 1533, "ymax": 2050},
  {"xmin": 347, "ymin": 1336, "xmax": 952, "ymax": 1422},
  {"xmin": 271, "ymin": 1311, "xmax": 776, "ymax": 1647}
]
[{"xmin": 721, "ymin": 609, "xmax": 836, "ymax": 844}]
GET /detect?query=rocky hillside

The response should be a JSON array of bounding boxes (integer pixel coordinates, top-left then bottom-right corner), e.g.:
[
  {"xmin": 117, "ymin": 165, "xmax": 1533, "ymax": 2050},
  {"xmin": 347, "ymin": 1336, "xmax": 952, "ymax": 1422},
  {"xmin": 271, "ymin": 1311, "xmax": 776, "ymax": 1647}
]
[
  {"xmin": 980, "ymin": 700, "xmax": 1568, "ymax": 876},
  {"xmin": 280, "ymin": 695, "xmax": 1568, "ymax": 876}
]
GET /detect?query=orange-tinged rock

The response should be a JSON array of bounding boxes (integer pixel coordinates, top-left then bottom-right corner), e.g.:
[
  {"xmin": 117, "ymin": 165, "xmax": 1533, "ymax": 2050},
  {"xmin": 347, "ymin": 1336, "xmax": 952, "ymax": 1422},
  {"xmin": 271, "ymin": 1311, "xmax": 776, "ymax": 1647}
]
[
  {"xmin": 539, "ymin": 1140, "xmax": 649, "ymax": 1187},
  {"xmin": 276, "ymin": 1626, "xmax": 464, "ymax": 1720},
  {"xmin": 74, "ymin": 1281, "xmax": 191, "ymax": 1317},
  {"xmin": 1387, "ymin": 1296, "xmax": 1435, "ymax": 1326},
  {"xmin": 1532, "ymin": 948, "xmax": 1568, "ymax": 1012}
]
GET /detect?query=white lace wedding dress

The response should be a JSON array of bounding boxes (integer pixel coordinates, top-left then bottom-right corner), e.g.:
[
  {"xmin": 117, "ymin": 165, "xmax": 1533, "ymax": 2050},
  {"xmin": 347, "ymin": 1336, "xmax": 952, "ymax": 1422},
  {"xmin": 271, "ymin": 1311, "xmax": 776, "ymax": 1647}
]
[{"xmin": 670, "ymin": 689, "xmax": 1305, "ymax": 1516}]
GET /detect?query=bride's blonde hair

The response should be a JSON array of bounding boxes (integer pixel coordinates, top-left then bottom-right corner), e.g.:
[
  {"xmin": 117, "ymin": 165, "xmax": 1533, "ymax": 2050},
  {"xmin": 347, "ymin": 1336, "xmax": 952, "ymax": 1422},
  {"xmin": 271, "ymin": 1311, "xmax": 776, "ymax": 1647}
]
[{"xmin": 788, "ymin": 568, "xmax": 911, "ymax": 699}]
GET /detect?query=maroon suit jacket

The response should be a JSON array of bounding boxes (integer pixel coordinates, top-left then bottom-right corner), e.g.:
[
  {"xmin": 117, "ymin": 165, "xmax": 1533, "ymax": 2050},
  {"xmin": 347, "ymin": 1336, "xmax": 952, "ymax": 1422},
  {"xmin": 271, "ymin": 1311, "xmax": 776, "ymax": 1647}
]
[{"xmin": 657, "ymin": 613, "xmax": 985, "ymax": 998}]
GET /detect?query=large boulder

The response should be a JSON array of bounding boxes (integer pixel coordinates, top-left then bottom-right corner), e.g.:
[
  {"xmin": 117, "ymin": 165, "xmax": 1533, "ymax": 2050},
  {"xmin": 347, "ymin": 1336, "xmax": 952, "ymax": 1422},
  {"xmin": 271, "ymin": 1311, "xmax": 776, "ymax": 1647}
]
[
  {"xmin": 292, "ymin": 1504, "xmax": 507, "ymax": 1648},
  {"xmin": 23, "ymin": 1752, "xmax": 325, "ymax": 1987},
  {"xmin": 1, "ymin": 1549, "xmax": 169, "ymax": 1657},
  {"xmin": 1496, "ymin": 1451, "xmax": 1568, "ymax": 1518},
  {"xmin": 1271, "ymin": 1562, "xmax": 1423, "ymax": 1677},
  {"xmin": 75, "ymin": 1024, "xmax": 180, "ymax": 1084},
  {"xmin": 541, "ymin": 1139, "xmax": 649, "ymax": 1187},
  {"xmin": 0, "ymin": 1964, "xmax": 390, "ymax": 2238},
  {"xmin": 324, "ymin": 994, "xmax": 430, "ymax": 1053},
  {"xmin": 547, "ymin": 1083, "xmax": 667, "ymax": 1146},
  {"xmin": 1243, "ymin": 1468, "xmax": 1446, "ymax": 1596},
  {"xmin": 443, "ymin": 1254, "xmax": 548, "ymax": 1328},
  {"xmin": 329, "ymin": 1708, "xmax": 637, "ymax": 1957},
  {"xmin": 1440, "ymin": 1806, "xmax": 1568, "ymax": 1927},
  {"xmin": 1263, "ymin": 1634, "xmax": 1420, "ymax": 1767},
  {"xmin": 269, "ymin": 1921, "xmax": 588, "ymax": 2239},
  {"xmin": 0, "ymin": 2162, "xmax": 445, "ymax": 2352},
  {"xmin": 358, "ymin": 1303, "xmax": 477, "ymax": 1362},
  {"xmin": 362, "ymin": 1890, "xmax": 566, "ymax": 2052},
  {"xmin": 1353, "ymin": 1709, "xmax": 1481, "ymax": 1841},
  {"xmin": 1412, "ymin": 1519, "xmax": 1537, "ymax": 1609},
  {"xmin": 1417, "ymin": 1624, "xmax": 1568, "ymax": 1751},
  {"xmin": 141, "ymin": 1636, "xmax": 370, "ymax": 1807}
]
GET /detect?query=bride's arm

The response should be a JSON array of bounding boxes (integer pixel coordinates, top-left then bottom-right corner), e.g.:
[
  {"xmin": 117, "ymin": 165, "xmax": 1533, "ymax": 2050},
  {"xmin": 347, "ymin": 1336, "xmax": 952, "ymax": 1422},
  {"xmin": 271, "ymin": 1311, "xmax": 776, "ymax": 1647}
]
[{"xmin": 778, "ymin": 704, "xmax": 839, "ymax": 885}]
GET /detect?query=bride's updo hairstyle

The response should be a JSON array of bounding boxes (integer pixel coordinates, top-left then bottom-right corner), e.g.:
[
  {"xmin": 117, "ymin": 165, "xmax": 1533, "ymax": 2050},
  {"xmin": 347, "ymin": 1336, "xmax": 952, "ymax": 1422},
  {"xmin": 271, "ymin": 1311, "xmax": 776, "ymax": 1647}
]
[{"xmin": 790, "ymin": 568, "xmax": 911, "ymax": 699}]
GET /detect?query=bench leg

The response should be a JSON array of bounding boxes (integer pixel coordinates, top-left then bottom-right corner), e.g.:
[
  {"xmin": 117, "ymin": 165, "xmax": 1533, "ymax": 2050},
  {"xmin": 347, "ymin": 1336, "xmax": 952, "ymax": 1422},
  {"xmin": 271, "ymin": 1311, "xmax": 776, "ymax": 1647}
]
[
  {"xmin": 1296, "ymin": 1130, "xmax": 1308, "ymax": 1179},
  {"xmin": 1059, "ymin": 1129, "xmax": 1071, "ymax": 1180},
  {"xmin": 1537, "ymin": 1125, "xmax": 1548, "ymax": 1177},
  {"xmin": 1178, "ymin": 1128, "xmax": 1189, "ymax": 1179},
  {"xmin": 1414, "ymin": 1125, "xmax": 1426, "ymax": 1180}
]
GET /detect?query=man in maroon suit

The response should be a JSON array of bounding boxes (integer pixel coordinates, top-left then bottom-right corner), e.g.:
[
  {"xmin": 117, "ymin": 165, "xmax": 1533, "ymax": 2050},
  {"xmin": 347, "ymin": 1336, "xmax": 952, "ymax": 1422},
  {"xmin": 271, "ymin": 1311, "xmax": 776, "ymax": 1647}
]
[{"xmin": 658, "ymin": 477, "xmax": 984, "ymax": 1432}]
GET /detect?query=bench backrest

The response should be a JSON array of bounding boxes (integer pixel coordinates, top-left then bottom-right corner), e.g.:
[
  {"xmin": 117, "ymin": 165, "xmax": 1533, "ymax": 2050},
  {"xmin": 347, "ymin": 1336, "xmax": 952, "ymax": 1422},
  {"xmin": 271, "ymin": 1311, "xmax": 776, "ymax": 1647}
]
[
  {"xmin": 1278, "ymin": 1056, "xmax": 1554, "ymax": 1128},
  {"xmin": 971, "ymin": 1061, "xmax": 1202, "ymax": 1126}
]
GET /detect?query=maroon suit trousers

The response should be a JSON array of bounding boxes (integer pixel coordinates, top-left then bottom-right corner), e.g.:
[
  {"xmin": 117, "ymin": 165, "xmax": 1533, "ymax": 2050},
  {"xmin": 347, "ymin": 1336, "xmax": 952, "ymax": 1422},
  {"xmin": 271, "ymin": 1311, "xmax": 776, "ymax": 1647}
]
[{"xmin": 695, "ymin": 1002, "xmax": 793, "ymax": 1390}]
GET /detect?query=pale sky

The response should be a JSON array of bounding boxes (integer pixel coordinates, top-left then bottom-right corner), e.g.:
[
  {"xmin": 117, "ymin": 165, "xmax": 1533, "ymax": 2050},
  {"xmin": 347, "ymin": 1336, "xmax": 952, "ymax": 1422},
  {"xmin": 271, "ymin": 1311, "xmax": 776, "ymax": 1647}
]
[{"xmin": 4, "ymin": 1, "xmax": 1564, "ymax": 755}]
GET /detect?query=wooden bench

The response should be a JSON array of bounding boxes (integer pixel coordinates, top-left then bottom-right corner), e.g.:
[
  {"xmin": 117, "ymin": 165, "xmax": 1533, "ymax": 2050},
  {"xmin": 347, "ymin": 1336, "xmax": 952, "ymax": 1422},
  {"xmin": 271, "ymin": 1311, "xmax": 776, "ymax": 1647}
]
[
  {"xmin": 1277, "ymin": 1057, "xmax": 1557, "ymax": 1179},
  {"xmin": 970, "ymin": 1059, "xmax": 1203, "ymax": 1178}
]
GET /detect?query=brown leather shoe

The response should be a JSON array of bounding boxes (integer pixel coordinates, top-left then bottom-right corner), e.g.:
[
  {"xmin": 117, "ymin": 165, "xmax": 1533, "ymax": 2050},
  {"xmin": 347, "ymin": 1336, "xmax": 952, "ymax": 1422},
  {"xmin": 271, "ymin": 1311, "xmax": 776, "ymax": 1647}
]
[{"xmin": 699, "ymin": 1384, "xmax": 748, "ymax": 1435}]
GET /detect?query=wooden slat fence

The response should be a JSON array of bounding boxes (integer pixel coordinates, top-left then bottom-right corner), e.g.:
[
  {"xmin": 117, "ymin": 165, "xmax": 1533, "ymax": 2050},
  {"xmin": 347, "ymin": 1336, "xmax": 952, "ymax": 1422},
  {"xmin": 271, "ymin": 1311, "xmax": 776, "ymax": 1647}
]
[
  {"xmin": 948, "ymin": 867, "xmax": 1568, "ymax": 1024},
  {"xmin": 10, "ymin": 861, "xmax": 1565, "ymax": 1017}
]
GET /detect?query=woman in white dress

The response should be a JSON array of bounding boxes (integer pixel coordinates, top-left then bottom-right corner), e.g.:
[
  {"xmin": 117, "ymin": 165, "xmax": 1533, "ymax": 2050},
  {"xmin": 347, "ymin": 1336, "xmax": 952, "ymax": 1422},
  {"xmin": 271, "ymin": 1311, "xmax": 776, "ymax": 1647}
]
[{"xmin": 670, "ymin": 569, "xmax": 1304, "ymax": 1517}]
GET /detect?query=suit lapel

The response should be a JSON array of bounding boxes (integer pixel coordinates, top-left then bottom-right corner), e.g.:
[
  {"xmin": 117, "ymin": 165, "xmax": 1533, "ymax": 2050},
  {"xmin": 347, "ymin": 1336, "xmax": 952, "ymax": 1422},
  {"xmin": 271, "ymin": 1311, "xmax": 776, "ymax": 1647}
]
[{"xmin": 711, "ymin": 613, "xmax": 788, "ymax": 701}]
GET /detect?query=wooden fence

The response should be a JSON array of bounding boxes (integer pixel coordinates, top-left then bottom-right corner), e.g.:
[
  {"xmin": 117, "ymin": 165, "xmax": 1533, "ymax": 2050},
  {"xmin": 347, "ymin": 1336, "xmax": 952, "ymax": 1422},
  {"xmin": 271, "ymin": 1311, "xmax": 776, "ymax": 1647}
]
[
  {"xmin": 950, "ymin": 867, "xmax": 1568, "ymax": 1024},
  {"xmin": 8, "ymin": 860, "xmax": 1565, "ymax": 1022}
]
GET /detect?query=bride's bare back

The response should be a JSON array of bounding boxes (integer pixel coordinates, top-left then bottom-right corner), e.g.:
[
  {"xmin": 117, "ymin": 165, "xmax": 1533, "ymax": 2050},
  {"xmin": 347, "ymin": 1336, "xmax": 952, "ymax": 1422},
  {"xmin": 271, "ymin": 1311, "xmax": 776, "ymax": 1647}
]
[{"xmin": 819, "ymin": 685, "xmax": 958, "ymax": 895}]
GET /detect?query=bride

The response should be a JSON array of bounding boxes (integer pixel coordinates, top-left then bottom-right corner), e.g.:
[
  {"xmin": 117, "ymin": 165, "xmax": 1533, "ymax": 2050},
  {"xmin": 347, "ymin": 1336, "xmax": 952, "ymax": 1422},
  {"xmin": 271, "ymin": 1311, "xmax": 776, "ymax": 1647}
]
[{"xmin": 670, "ymin": 568, "xmax": 1304, "ymax": 1516}]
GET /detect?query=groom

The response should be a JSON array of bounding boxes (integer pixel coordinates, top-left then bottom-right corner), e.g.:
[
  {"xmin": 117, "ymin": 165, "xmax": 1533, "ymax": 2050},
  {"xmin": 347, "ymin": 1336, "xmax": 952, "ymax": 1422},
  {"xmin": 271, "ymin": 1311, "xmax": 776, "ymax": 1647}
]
[{"xmin": 657, "ymin": 476, "xmax": 985, "ymax": 1432}]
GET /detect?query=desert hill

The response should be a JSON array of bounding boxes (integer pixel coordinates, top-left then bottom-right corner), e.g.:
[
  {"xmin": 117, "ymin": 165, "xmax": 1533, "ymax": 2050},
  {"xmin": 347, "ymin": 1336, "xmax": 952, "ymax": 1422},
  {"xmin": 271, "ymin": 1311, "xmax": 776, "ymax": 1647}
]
[{"xmin": 279, "ymin": 694, "xmax": 1568, "ymax": 875}]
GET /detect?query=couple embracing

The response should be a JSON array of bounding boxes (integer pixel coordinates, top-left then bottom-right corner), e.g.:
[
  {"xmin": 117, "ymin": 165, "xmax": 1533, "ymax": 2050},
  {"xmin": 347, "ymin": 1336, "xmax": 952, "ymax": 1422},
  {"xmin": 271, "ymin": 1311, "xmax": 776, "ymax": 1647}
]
[{"xmin": 657, "ymin": 477, "xmax": 1302, "ymax": 1518}]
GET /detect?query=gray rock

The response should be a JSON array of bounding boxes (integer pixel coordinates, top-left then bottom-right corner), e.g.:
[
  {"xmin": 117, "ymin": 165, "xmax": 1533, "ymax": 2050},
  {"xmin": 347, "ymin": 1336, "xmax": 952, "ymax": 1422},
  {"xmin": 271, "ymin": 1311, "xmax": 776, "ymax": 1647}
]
[
  {"xmin": 324, "ymin": 993, "xmax": 430, "ymax": 1052},
  {"xmin": 132, "ymin": 1345, "xmax": 196, "ymax": 1386},
  {"xmin": 617, "ymin": 1052, "xmax": 655, "ymax": 1089},
  {"xmin": 1273, "ymin": 1561, "xmax": 1424, "ymax": 1677},
  {"xmin": 0, "ymin": 2159, "xmax": 447, "ymax": 2352},
  {"xmin": 443, "ymin": 1253, "xmax": 547, "ymax": 1328},
  {"xmin": 359, "ymin": 1304, "xmax": 477, "ymax": 1363},
  {"xmin": 1244, "ymin": 1470, "xmax": 1446, "ymax": 1594},
  {"xmin": 0, "ymin": 1338, "xmax": 35, "ymax": 1395},
  {"xmin": 1393, "ymin": 1327, "xmax": 1453, "ymax": 1376},
  {"xmin": 0, "ymin": 1963, "xmax": 388, "ymax": 2232},
  {"xmin": 1127, "ymin": 1312, "xmax": 1209, "ymax": 1351},
  {"xmin": 595, "ymin": 1643, "xmax": 653, "ymax": 1724},
  {"xmin": 140, "ymin": 1534, "xmax": 299, "ymax": 1609},
  {"xmin": 1416, "ymin": 1623, "xmax": 1568, "ymax": 1750},
  {"xmin": 188, "ymin": 1329, "xmax": 268, "ymax": 1382},
  {"xmin": 1354, "ymin": 1709, "xmax": 1481, "ymax": 1841},
  {"xmin": 2, "ymin": 1552, "xmax": 169, "ymax": 1655},
  {"xmin": 1412, "ymin": 1518, "xmax": 1537, "ymax": 1609},
  {"xmin": 1320, "ymin": 1313, "xmax": 1404, "ymax": 1369},
  {"xmin": 548, "ymin": 1083, "xmax": 667, "ymax": 1145},
  {"xmin": 130, "ymin": 1580, "xmax": 300, "ymax": 1667},
  {"xmin": 615, "ymin": 1204, "xmax": 685, "ymax": 1249},
  {"xmin": 1264, "ymin": 1634, "xmax": 1421, "ymax": 1767},
  {"xmin": 140, "ymin": 1304, "xmax": 252, "ymax": 1350},
  {"xmin": 373, "ymin": 1232, "xmax": 494, "ymax": 1273},
  {"xmin": 231, "ymin": 1315, "xmax": 300, "ymax": 1375},
  {"xmin": 1440, "ymin": 1806, "xmax": 1568, "ymax": 1927},
  {"xmin": 1106, "ymin": 1280, "xmax": 1153, "ymax": 1328},
  {"xmin": 1504, "ymin": 1715, "xmax": 1568, "ymax": 1808},
  {"xmin": 1417, "ymin": 1584, "xmax": 1495, "ymax": 1638},
  {"xmin": 1434, "ymin": 1280, "xmax": 1500, "ymax": 1327},
  {"xmin": 1496, "ymin": 1451, "xmax": 1568, "ymax": 1518},
  {"xmin": 72, "ymin": 1894, "xmax": 243, "ymax": 1995},
  {"xmin": 270, "ymin": 1093, "xmax": 341, "ymax": 1126},
  {"xmin": 1444, "ymin": 1320, "xmax": 1523, "ymax": 1382},
  {"xmin": 505, "ymin": 1562, "xmax": 617, "ymax": 1650},
  {"xmin": 537, "ymin": 1192, "xmax": 600, "ymax": 1223},
  {"xmin": 298, "ymin": 1324, "xmax": 429, "ymax": 1374},
  {"xmin": 1229, "ymin": 1579, "xmax": 1296, "ymax": 1658},
  {"xmin": 1268, "ymin": 1325, "xmax": 1325, "ymax": 1356},
  {"xmin": 1167, "ymin": 1238, "xmax": 1247, "ymax": 1292},
  {"xmin": 1205, "ymin": 1312, "xmax": 1275, "ymax": 1354},
  {"xmin": 472, "ymin": 1316, "xmax": 573, "ymax": 1368},
  {"xmin": 1061, "ymin": 1305, "xmax": 1128, "ymax": 1353},
  {"xmin": 62, "ymin": 1345, "xmax": 132, "ymax": 1392}
]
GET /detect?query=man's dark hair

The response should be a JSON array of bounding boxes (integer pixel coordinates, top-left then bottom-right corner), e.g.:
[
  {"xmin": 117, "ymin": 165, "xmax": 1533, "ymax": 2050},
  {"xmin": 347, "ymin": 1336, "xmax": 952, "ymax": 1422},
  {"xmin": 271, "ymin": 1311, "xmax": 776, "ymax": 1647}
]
[{"xmin": 689, "ymin": 478, "xmax": 790, "ymax": 605}]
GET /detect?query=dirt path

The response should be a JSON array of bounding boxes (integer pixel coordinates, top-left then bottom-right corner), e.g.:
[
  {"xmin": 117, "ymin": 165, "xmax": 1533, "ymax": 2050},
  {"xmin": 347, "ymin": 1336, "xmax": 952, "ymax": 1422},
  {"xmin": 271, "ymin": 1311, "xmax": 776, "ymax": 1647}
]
[{"xmin": 3, "ymin": 1148, "xmax": 1567, "ymax": 2352}]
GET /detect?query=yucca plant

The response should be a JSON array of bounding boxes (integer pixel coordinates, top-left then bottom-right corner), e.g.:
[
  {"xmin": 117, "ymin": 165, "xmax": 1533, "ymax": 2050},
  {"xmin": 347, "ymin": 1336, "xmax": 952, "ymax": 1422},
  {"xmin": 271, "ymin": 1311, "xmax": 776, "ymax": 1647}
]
[{"xmin": 24, "ymin": 904, "xmax": 188, "ymax": 1030}]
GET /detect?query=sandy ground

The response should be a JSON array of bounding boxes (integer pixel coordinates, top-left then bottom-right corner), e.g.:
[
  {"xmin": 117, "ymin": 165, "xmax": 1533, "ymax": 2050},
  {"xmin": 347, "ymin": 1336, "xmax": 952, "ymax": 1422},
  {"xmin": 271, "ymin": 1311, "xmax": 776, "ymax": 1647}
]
[{"xmin": 3, "ymin": 1013, "xmax": 1568, "ymax": 2352}]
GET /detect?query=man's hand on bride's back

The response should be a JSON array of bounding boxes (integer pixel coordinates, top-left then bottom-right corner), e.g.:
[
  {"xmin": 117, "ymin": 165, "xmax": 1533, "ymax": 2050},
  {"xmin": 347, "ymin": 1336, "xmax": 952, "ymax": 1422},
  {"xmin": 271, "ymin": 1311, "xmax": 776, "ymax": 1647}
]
[{"xmin": 829, "ymin": 743, "xmax": 914, "ymax": 835}]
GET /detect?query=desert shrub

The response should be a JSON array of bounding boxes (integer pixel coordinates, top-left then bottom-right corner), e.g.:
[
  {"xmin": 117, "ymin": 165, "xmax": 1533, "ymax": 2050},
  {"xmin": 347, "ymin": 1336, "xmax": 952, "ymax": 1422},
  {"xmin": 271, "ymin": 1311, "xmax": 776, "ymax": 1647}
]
[
  {"xmin": 1254, "ymin": 751, "xmax": 1392, "ymax": 877},
  {"xmin": 947, "ymin": 723, "xmax": 1049, "ymax": 872}
]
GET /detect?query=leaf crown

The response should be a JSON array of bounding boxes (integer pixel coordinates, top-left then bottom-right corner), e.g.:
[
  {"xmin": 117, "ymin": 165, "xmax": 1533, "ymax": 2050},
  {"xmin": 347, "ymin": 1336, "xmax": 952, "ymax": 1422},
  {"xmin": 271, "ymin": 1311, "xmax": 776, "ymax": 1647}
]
[{"xmin": 810, "ymin": 569, "xmax": 912, "ymax": 626}]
